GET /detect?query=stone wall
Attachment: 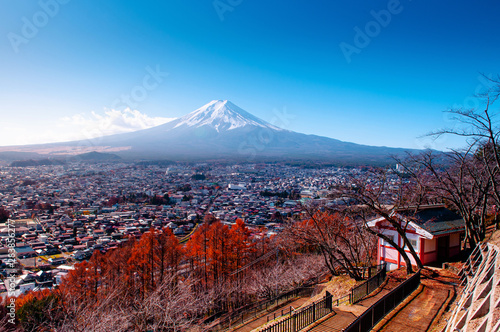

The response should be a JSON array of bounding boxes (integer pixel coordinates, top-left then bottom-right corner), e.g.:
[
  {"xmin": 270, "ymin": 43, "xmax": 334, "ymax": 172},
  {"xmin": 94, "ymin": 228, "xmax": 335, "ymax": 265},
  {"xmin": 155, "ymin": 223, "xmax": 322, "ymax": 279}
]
[{"xmin": 445, "ymin": 242, "xmax": 500, "ymax": 332}]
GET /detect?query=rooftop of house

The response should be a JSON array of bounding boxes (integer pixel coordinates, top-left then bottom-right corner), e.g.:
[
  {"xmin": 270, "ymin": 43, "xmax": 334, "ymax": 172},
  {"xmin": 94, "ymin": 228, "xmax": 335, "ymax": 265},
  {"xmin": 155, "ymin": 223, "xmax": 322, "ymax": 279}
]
[
  {"xmin": 407, "ymin": 205, "xmax": 465, "ymax": 236},
  {"xmin": 371, "ymin": 204, "xmax": 465, "ymax": 238}
]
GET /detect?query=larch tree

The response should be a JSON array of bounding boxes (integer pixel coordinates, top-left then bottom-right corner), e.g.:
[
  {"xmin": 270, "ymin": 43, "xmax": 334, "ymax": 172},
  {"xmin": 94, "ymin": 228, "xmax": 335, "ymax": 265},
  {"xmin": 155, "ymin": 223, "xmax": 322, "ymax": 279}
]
[
  {"xmin": 155, "ymin": 227, "xmax": 183, "ymax": 284},
  {"xmin": 127, "ymin": 228, "xmax": 158, "ymax": 297}
]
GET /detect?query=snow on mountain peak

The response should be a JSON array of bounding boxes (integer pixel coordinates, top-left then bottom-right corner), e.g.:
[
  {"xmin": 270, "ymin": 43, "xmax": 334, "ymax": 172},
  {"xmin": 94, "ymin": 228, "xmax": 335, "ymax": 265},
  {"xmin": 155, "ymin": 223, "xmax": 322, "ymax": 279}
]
[{"xmin": 173, "ymin": 100, "xmax": 282, "ymax": 132}]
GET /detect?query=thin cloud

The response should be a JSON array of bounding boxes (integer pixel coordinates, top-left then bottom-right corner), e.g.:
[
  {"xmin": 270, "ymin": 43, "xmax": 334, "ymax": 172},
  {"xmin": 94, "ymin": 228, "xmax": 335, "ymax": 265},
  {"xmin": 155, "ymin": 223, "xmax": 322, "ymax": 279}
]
[
  {"xmin": 1, "ymin": 109, "xmax": 175, "ymax": 146},
  {"xmin": 60, "ymin": 108, "xmax": 175, "ymax": 138}
]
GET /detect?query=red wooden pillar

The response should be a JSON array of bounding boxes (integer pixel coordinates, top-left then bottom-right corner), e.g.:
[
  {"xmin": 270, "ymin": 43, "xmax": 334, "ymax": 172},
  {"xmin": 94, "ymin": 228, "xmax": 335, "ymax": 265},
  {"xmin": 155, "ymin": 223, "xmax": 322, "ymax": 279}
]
[
  {"xmin": 397, "ymin": 233, "xmax": 401, "ymax": 269},
  {"xmin": 419, "ymin": 238, "xmax": 425, "ymax": 265},
  {"xmin": 377, "ymin": 238, "xmax": 381, "ymax": 264}
]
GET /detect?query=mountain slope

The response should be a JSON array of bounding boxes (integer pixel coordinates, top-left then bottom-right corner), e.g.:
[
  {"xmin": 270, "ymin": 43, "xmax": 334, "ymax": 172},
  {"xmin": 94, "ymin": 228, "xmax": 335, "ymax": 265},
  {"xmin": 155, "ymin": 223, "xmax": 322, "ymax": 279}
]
[{"xmin": 0, "ymin": 100, "xmax": 419, "ymax": 164}]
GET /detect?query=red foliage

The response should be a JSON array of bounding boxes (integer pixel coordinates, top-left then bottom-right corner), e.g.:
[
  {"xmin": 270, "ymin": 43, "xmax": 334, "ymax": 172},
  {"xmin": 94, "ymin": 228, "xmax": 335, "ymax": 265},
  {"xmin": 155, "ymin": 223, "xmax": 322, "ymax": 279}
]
[
  {"xmin": 16, "ymin": 289, "xmax": 53, "ymax": 309},
  {"xmin": 186, "ymin": 219, "xmax": 254, "ymax": 287}
]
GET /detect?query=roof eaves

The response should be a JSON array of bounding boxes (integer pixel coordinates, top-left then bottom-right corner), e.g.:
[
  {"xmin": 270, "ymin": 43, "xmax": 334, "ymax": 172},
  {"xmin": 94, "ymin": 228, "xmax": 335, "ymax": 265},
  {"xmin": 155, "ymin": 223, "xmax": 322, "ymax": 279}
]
[
  {"xmin": 367, "ymin": 216, "xmax": 386, "ymax": 227},
  {"xmin": 408, "ymin": 221, "xmax": 434, "ymax": 240}
]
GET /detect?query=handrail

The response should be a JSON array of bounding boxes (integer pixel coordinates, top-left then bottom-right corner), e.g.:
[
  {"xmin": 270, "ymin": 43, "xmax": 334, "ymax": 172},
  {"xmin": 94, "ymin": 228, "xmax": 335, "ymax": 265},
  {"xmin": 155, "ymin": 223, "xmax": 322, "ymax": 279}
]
[
  {"xmin": 204, "ymin": 271, "xmax": 329, "ymax": 331},
  {"xmin": 350, "ymin": 263, "xmax": 387, "ymax": 303},
  {"xmin": 259, "ymin": 292, "xmax": 334, "ymax": 332},
  {"xmin": 343, "ymin": 269, "xmax": 421, "ymax": 332}
]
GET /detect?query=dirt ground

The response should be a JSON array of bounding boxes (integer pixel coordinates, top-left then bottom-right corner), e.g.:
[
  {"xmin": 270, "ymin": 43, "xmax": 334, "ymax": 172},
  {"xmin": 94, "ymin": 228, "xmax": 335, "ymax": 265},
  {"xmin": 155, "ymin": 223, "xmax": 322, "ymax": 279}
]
[{"xmin": 302, "ymin": 275, "xmax": 357, "ymax": 306}]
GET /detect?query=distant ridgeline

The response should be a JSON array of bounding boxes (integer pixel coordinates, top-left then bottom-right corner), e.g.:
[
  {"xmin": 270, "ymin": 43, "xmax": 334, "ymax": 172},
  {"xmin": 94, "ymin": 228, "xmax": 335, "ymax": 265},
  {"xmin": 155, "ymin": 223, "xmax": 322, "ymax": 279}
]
[
  {"xmin": 10, "ymin": 159, "xmax": 66, "ymax": 167},
  {"xmin": 9, "ymin": 152, "xmax": 122, "ymax": 167}
]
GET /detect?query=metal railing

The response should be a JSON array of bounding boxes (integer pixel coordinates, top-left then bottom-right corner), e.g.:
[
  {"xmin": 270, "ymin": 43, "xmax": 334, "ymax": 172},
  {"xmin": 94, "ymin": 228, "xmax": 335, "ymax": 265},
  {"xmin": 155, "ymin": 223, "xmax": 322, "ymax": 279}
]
[
  {"xmin": 223, "ymin": 287, "xmax": 314, "ymax": 331},
  {"xmin": 350, "ymin": 263, "xmax": 387, "ymax": 303},
  {"xmin": 205, "ymin": 272, "xmax": 329, "ymax": 331},
  {"xmin": 204, "ymin": 265, "xmax": 386, "ymax": 331},
  {"xmin": 353, "ymin": 263, "xmax": 386, "ymax": 280},
  {"xmin": 260, "ymin": 291, "xmax": 333, "ymax": 332},
  {"xmin": 344, "ymin": 269, "xmax": 421, "ymax": 332},
  {"xmin": 458, "ymin": 244, "xmax": 484, "ymax": 288}
]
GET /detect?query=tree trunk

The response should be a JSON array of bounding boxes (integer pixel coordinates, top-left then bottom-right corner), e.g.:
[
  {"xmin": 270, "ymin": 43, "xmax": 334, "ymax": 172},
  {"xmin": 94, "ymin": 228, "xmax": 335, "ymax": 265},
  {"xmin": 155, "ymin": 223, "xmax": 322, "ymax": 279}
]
[{"xmin": 393, "ymin": 245, "xmax": 414, "ymax": 274}]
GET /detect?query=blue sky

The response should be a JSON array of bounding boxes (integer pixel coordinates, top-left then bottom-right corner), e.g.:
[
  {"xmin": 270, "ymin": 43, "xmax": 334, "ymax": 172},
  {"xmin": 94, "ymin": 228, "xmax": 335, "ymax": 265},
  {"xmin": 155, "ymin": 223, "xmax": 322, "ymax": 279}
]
[{"xmin": 1, "ymin": 0, "xmax": 499, "ymax": 150}]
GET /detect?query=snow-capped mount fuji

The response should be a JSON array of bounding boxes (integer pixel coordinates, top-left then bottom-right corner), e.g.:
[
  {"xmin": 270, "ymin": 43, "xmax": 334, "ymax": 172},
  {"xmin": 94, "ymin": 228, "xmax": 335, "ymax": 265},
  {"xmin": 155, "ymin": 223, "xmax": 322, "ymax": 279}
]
[
  {"xmin": 172, "ymin": 100, "xmax": 283, "ymax": 132},
  {"xmin": 0, "ymin": 100, "xmax": 417, "ymax": 164}
]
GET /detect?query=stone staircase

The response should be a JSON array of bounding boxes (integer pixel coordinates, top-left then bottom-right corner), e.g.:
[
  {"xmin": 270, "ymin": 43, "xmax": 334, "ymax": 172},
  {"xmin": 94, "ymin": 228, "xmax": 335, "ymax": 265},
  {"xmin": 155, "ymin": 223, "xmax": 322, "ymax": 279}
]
[{"xmin": 445, "ymin": 242, "xmax": 500, "ymax": 332}]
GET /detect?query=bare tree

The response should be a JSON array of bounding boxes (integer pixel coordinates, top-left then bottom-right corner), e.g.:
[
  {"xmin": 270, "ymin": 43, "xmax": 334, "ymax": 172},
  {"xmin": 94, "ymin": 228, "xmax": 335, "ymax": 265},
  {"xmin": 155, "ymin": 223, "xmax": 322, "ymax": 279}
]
[
  {"xmin": 244, "ymin": 254, "xmax": 326, "ymax": 299},
  {"xmin": 129, "ymin": 277, "xmax": 202, "ymax": 332},
  {"xmin": 285, "ymin": 205, "xmax": 376, "ymax": 280},
  {"xmin": 58, "ymin": 284, "xmax": 133, "ymax": 332},
  {"xmin": 399, "ymin": 149, "xmax": 490, "ymax": 248},
  {"xmin": 330, "ymin": 168, "xmax": 424, "ymax": 274},
  {"xmin": 57, "ymin": 275, "xmax": 205, "ymax": 332},
  {"xmin": 430, "ymin": 76, "xmax": 500, "ymax": 203},
  {"xmin": 414, "ymin": 75, "xmax": 500, "ymax": 246}
]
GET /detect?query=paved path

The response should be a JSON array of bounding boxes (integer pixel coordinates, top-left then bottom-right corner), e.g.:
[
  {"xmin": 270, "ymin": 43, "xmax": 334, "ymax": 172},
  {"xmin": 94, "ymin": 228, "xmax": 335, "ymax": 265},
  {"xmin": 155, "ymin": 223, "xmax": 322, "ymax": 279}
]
[
  {"xmin": 230, "ymin": 297, "xmax": 310, "ymax": 332},
  {"xmin": 377, "ymin": 286, "xmax": 450, "ymax": 331},
  {"xmin": 306, "ymin": 309, "xmax": 357, "ymax": 332},
  {"xmin": 375, "ymin": 269, "xmax": 457, "ymax": 332},
  {"xmin": 235, "ymin": 268, "xmax": 458, "ymax": 332},
  {"xmin": 305, "ymin": 279, "xmax": 400, "ymax": 332}
]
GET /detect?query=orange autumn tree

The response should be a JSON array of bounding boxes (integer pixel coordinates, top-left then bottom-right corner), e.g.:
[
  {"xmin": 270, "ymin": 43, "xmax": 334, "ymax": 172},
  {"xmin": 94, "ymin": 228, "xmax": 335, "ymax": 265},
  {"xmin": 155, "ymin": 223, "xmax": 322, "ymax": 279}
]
[
  {"xmin": 155, "ymin": 227, "xmax": 183, "ymax": 284},
  {"xmin": 61, "ymin": 237, "xmax": 138, "ymax": 303},
  {"xmin": 186, "ymin": 219, "xmax": 254, "ymax": 288},
  {"xmin": 228, "ymin": 218, "xmax": 255, "ymax": 272},
  {"xmin": 103, "ymin": 238, "xmax": 136, "ymax": 293},
  {"xmin": 61, "ymin": 259, "xmax": 99, "ymax": 301},
  {"xmin": 126, "ymin": 227, "xmax": 184, "ymax": 297},
  {"xmin": 186, "ymin": 223, "xmax": 210, "ymax": 286},
  {"xmin": 207, "ymin": 221, "xmax": 229, "ymax": 286},
  {"xmin": 15, "ymin": 289, "xmax": 63, "ymax": 331},
  {"xmin": 128, "ymin": 228, "xmax": 158, "ymax": 296}
]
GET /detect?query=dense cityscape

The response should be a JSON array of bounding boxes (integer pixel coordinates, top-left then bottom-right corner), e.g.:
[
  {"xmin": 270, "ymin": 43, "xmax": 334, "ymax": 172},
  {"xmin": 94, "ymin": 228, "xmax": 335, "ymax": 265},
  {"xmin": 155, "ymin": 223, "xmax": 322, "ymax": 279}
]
[{"xmin": 0, "ymin": 162, "xmax": 381, "ymax": 296}]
